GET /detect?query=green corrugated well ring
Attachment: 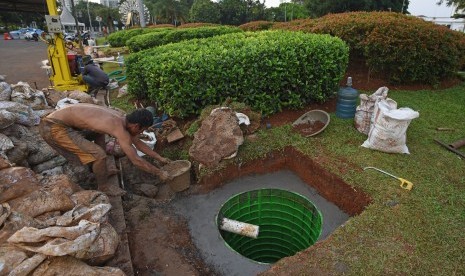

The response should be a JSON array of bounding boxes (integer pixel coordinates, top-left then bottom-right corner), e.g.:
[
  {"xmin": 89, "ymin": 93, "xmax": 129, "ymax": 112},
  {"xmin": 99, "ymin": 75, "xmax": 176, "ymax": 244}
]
[{"xmin": 217, "ymin": 189, "xmax": 323, "ymax": 264}]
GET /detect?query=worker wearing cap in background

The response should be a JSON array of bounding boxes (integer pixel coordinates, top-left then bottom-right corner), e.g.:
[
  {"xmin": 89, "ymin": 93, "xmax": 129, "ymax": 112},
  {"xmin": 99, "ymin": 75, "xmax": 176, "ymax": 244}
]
[
  {"xmin": 82, "ymin": 55, "xmax": 109, "ymax": 98},
  {"xmin": 39, "ymin": 104, "xmax": 172, "ymax": 196}
]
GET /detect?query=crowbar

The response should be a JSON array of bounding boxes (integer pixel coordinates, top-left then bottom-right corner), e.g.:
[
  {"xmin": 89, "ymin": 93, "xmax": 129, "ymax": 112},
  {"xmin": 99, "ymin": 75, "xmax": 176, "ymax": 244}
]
[{"xmin": 363, "ymin": 167, "xmax": 413, "ymax": 191}]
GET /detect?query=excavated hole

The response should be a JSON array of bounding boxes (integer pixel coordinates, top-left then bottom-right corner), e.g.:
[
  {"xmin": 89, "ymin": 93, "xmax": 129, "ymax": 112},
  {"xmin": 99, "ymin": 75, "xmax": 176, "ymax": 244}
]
[{"xmin": 123, "ymin": 146, "xmax": 371, "ymax": 275}]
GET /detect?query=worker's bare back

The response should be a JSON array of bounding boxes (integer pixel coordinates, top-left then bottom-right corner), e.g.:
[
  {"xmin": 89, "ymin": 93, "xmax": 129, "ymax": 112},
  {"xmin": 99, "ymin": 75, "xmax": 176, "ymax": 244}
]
[{"xmin": 47, "ymin": 104, "xmax": 126, "ymax": 137}]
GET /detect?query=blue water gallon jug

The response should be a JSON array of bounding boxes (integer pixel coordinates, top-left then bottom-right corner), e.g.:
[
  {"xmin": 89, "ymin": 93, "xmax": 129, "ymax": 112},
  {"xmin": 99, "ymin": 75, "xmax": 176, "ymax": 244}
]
[{"xmin": 336, "ymin": 77, "xmax": 358, "ymax": 119}]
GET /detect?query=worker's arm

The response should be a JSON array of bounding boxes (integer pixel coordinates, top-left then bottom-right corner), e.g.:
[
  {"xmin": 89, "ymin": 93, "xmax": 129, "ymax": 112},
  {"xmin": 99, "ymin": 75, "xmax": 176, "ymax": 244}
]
[
  {"xmin": 116, "ymin": 132, "xmax": 170, "ymax": 181},
  {"xmin": 132, "ymin": 136, "xmax": 171, "ymax": 164}
]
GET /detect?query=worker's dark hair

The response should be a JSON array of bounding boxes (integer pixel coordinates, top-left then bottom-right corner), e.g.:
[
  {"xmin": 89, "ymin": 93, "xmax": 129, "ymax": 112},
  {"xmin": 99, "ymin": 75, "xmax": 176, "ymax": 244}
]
[{"xmin": 126, "ymin": 109, "xmax": 153, "ymax": 128}]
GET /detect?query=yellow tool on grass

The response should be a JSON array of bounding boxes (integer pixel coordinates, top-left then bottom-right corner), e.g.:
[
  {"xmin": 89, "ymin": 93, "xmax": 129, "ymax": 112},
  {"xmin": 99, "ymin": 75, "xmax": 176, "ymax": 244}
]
[{"xmin": 363, "ymin": 167, "xmax": 413, "ymax": 191}]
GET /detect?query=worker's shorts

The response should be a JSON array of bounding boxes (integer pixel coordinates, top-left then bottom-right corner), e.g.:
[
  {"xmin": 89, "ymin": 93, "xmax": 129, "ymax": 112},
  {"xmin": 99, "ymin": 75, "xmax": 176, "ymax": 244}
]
[{"xmin": 39, "ymin": 117, "xmax": 106, "ymax": 165}]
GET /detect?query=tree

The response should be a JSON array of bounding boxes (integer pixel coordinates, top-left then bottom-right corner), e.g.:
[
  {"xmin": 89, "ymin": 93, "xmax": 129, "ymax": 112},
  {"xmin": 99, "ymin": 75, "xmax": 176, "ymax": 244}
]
[
  {"xmin": 437, "ymin": 0, "xmax": 465, "ymax": 17},
  {"xmin": 151, "ymin": 0, "xmax": 189, "ymax": 25},
  {"xmin": 189, "ymin": 0, "xmax": 221, "ymax": 23},
  {"xmin": 303, "ymin": 0, "xmax": 409, "ymax": 18},
  {"xmin": 218, "ymin": 0, "xmax": 265, "ymax": 25},
  {"xmin": 267, "ymin": 2, "xmax": 309, "ymax": 21}
]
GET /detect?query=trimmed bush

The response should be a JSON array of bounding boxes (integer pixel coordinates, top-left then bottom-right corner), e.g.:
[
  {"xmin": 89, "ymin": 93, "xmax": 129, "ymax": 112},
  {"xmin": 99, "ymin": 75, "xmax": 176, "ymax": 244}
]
[
  {"xmin": 126, "ymin": 31, "xmax": 348, "ymax": 117},
  {"xmin": 239, "ymin": 21, "xmax": 275, "ymax": 31},
  {"xmin": 272, "ymin": 12, "xmax": 465, "ymax": 84},
  {"xmin": 178, "ymin": 23, "xmax": 219, "ymax": 29},
  {"xmin": 126, "ymin": 26, "xmax": 243, "ymax": 52},
  {"xmin": 107, "ymin": 27, "xmax": 174, "ymax": 47}
]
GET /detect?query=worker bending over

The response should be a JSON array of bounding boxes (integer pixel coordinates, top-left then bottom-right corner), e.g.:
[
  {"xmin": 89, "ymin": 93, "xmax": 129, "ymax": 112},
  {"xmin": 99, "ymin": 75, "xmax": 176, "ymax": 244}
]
[
  {"xmin": 39, "ymin": 104, "xmax": 171, "ymax": 195},
  {"xmin": 82, "ymin": 55, "xmax": 109, "ymax": 98}
]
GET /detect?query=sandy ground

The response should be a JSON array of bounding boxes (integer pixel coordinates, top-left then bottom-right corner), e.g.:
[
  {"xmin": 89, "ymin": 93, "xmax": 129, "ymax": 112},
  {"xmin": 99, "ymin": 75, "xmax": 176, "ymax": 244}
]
[{"xmin": 0, "ymin": 39, "xmax": 50, "ymax": 89}]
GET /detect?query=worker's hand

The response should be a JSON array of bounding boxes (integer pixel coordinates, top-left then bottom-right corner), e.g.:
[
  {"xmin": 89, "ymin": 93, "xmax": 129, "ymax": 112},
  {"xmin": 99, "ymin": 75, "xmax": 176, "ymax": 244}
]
[
  {"xmin": 159, "ymin": 157, "xmax": 171, "ymax": 165},
  {"xmin": 158, "ymin": 170, "xmax": 172, "ymax": 182}
]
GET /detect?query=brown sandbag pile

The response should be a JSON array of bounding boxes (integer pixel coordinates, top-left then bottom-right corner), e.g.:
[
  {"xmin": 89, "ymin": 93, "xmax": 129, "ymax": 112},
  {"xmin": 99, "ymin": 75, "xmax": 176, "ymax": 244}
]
[
  {"xmin": 0, "ymin": 166, "xmax": 124, "ymax": 275},
  {"xmin": 189, "ymin": 108, "xmax": 244, "ymax": 167}
]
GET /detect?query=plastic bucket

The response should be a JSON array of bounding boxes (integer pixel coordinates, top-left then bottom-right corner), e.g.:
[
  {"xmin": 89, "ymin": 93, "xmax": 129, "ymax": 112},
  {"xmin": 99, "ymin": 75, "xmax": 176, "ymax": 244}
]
[{"xmin": 163, "ymin": 160, "xmax": 191, "ymax": 192}]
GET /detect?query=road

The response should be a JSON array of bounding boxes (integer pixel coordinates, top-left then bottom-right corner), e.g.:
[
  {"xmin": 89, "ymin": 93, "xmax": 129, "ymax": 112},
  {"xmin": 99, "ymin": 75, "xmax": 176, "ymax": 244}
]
[{"xmin": 0, "ymin": 38, "xmax": 50, "ymax": 90}]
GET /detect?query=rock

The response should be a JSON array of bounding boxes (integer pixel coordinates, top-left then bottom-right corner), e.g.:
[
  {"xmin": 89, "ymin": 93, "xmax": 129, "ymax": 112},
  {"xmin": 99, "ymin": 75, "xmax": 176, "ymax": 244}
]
[
  {"xmin": 137, "ymin": 184, "xmax": 159, "ymax": 198},
  {"xmin": 189, "ymin": 108, "xmax": 244, "ymax": 167}
]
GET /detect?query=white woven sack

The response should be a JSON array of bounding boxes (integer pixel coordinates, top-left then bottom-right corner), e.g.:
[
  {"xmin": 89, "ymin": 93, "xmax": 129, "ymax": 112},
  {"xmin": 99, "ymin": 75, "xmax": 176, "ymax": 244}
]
[
  {"xmin": 362, "ymin": 99, "xmax": 419, "ymax": 154},
  {"xmin": 354, "ymin": 86, "xmax": 389, "ymax": 135}
]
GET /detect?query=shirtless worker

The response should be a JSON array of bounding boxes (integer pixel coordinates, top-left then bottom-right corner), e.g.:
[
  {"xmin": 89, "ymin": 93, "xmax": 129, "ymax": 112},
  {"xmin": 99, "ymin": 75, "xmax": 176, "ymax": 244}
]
[{"xmin": 39, "ymin": 104, "xmax": 171, "ymax": 195}]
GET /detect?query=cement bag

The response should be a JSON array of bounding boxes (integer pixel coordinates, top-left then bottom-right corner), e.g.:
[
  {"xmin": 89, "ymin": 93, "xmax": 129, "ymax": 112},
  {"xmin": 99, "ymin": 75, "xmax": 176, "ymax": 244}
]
[
  {"xmin": 56, "ymin": 203, "xmax": 111, "ymax": 226},
  {"xmin": 0, "ymin": 82, "xmax": 12, "ymax": 101},
  {"xmin": 7, "ymin": 220, "xmax": 100, "ymax": 256},
  {"xmin": 11, "ymin": 81, "xmax": 48, "ymax": 110},
  {"xmin": 8, "ymin": 185, "xmax": 75, "ymax": 218},
  {"xmin": 362, "ymin": 99, "xmax": 419, "ymax": 154},
  {"xmin": 0, "ymin": 167, "xmax": 41, "ymax": 203},
  {"xmin": 0, "ymin": 211, "xmax": 48, "ymax": 244},
  {"xmin": 8, "ymin": 253, "xmax": 47, "ymax": 276},
  {"xmin": 354, "ymin": 86, "xmax": 388, "ymax": 135},
  {"xmin": 31, "ymin": 256, "xmax": 126, "ymax": 276},
  {"xmin": 70, "ymin": 190, "xmax": 110, "ymax": 206},
  {"xmin": 0, "ymin": 203, "xmax": 11, "ymax": 226},
  {"xmin": 72, "ymin": 222, "xmax": 119, "ymax": 265},
  {"xmin": 0, "ymin": 101, "xmax": 40, "ymax": 126},
  {"xmin": 0, "ymin": 109, "xmax": 17, "ymax": 129},
  {"xmin": 0, "ymin": 245, "xmax": 28, "ymax": 275}
]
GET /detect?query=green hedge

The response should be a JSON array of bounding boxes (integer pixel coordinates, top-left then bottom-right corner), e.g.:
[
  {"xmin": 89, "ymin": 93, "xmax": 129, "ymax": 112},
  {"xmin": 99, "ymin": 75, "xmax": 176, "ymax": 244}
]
[
  {"xmin": 239, "ymin": 21, "xmax": 275, "ymax": 31},
  {"xmin": 126, "ymin": 26, "xmax": 243, "ymax": 52},
  {"xmin": 272, "ymin": 12, "xmax": 465, "ymax": 84},
  {"xmin": 107, "ymin": 27, "xmax": 174, "ymax": 47},
  {"xmin": 126, "ymin": 31, "xmax": 348, "ymax": 117}
]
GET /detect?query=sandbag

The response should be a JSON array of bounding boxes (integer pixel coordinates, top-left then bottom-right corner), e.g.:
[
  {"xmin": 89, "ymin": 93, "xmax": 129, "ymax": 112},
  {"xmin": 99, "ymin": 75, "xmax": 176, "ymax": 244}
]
[
  {"xmin": 362, "ymin": 99, "xmax": 419, "ymax": 154},
  {"xmin": 0, "ymin": 211, "xmax": 47, "ymax": 244},
  {"xmin": 10, "ymin": 81, "xmax": 48, "ymax": 110},
  {"xmin": 67, "ymin": 90, "xmax": 94, "ymax": 104},
  {"xmin": 354, "ymin": 87, "xmax": 388, "ymax": 135},
  {"xmin": 0, "ymin": 167, "xmax": 40, "ymax": 203},
  {"xmin": 0, "ymin": 109, "xmax": 16, "ymax": 129},
  {"xmin": 0, "ymin": 203, "xmax": 11, "ymax": 226},
  {"xmin": 56, "ymin": 203, "xmax": 111, "ymax": 226},
  {"xmin": 31, "ymin": 256, "xmax": 126, "ymax": 276},
  {"xmin": 72, "ymin": 222, "xmax": 119, "ymax": 265},
  {"xmin": 0, "ymin": 101, "xmax": 40, "ymax": 126},
  {"xmin": 7, "ymin": 220, "xmax": 100, "ymax": 256},
  {"xmin": 70, "ymin": 190, "xmax": 110, "ymax": 207},
  {"xmin": 0, "ymin": 245, "xmax": 28, "ymax": 275},
  {"xmin": 8, "ymin": 185, "xmax": 75, "ymax": 218},
  {"xmin": 189, "ymin": 108, "xmax": 244, "ymax": 167},
  {"xmin": 0, "ymin": 152, "xmax": 13, "ymax": 169},
  {"xmin": 0, "ymin": 81, "xmax": 12, "ymax": 101},
  {"xmin": 8, "ymin": 253, "xmax": 47, "ymax": 276},
  {"xmin": 0, "ymin": 132, "xmax": 14, "ymax": 151}
]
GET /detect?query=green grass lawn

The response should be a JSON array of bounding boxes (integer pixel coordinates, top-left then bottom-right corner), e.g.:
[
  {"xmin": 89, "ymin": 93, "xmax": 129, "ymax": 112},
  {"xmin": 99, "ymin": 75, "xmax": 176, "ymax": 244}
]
[{"xmin": 236, "ymin": 84, "xmax": 465, "ymax": 275}]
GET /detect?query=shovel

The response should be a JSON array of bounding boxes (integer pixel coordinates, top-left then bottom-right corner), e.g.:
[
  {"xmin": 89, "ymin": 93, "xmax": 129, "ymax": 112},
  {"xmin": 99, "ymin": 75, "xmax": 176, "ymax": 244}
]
[{"xmin": 363, "ymin": 167, "xmax": 413, "ymax": 191}]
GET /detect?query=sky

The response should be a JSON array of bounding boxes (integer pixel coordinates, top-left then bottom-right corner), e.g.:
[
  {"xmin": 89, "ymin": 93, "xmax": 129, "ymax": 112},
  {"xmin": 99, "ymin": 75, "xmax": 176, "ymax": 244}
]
[{"xmin": 264, "ymin": 0, "xmax": 457, "ymax": 17}]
